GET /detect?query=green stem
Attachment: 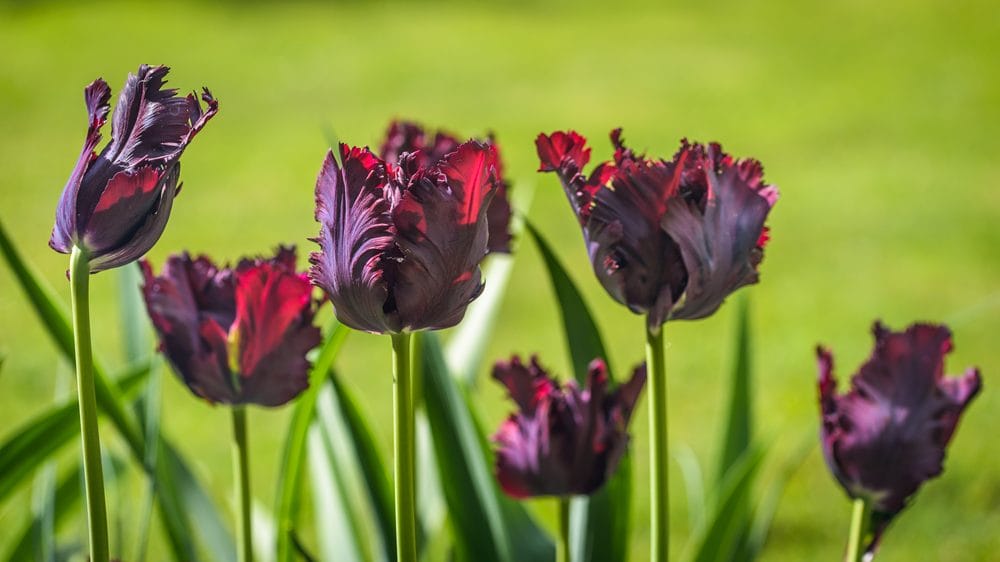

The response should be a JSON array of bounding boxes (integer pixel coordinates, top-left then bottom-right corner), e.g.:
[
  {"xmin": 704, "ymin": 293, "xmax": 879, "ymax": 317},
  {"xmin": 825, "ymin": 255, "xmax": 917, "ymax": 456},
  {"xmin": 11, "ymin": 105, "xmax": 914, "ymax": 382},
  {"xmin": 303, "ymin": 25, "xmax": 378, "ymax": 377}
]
[
  {"xmin": 392, "ymin": 333, "xmax": 417, "ymax": 562},
  {"xmin": 69, "ymin": 246, "xmax": 109, "ymax": 562},
  {"xmin": 232, "ymin": 406, "xmax": 253, "ymax": 562},
  {"xmin": 557, "ymin": 497, "xmax": 571, "ymax": 562},
  {"xmin": 845, "ymin": 497, "xmax": 872, "ymax": 562},
  {"xmin": 646, "ymin": 324, "xmax": 668, "ymax": 562}
]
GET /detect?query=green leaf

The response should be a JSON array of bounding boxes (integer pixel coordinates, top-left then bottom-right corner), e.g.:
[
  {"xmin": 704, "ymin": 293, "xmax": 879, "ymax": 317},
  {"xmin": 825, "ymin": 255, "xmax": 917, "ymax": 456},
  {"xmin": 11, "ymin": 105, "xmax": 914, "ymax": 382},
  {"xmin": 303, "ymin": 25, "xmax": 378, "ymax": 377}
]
[
  {"xmin": 718, "ymin": 296, "xmax": 752, "ymax": 485},
  {"xmin": 0, "ymin": 216, "xmax": 144, "ymax": 461},
  {"xmin": 741, "ymin": 436, "xmax": 812, "ymax": 561},
  {"xmin": 274, "ymin": 322, "xmax": 350, "ymax": 562},
  {"xmin": 445, "ymin": 182, "xmax": 535, "ymax": 388},
  {"xmin": 445, "ymin": 254, "xmax": 514, "ymax": 388},
  {"xmin": 0, "ymin": 363, "xmax": 149, "ymax": 503},
  {"xmin": 684, "ymin": 444, "xmax": 767, "ymax": 562},
  {"xmin": 329, "ymin": 371, "xmax": 395, "ymax": 560},
  {"xmin": 523, "ymin": 219, "xmax": 610, "ymax": 375},
  {"xmin": 524, "ymin": 219, "xmax": 632, "ymax": 562},
  {"xmin": 0, "ymin": 218, "xmax": 234, "ymax": 562},
  {"xmin": 4, "ymin": 457, "xmax": 127, "ymax": 562},
  {"xmin": 160, "ymin": 439, "xmax": 237, "ymax": 562},
  {"xmin": 675, "ymin": 443, "xmax": 707, "ymax": 531},
  {"xmin": 309, "ymin": 392, "xmax": 372, "ymax": 562},
  {"xmin": 420, "ymin": 332, "xmax": 553, "ymax": 562}
]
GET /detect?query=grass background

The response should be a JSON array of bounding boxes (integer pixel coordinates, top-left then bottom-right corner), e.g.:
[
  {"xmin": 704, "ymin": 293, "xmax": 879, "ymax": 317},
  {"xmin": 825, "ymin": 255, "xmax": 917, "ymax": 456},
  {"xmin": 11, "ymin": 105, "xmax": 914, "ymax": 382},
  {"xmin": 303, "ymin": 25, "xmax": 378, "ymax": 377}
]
[{"xmin": 1, "ymin": 0, "xmax": 998, "ymax": 560}]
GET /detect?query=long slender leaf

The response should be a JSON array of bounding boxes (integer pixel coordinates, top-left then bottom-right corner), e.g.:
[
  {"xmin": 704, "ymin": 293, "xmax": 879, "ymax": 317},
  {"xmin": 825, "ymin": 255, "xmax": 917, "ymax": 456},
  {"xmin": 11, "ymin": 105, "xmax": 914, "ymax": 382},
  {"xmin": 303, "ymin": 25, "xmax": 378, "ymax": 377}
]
[
  {"xmin": 421, "ymin": 333, "xmax": 510, "ymax": 562},
  {"xmin": 525, "ymin": 219, "xmax": 633, "ymax": 562},
  {"xmin": 718, "ymin": 296, "xmax": 752, "ymax": 483},
  {"xmin": 329, "ymin": 371, "xmax": 395, "ymax": 560},
  {"xmin": 684, "ymin": 444, "xmax": 767, "ymax": 562},
  {"xmin": 29, "ymin": 458, "xmax": 56, "ymax": 562},
  {"xmin": 421, "ymin": 332, "xmax": 554, "ymax": 562},
  {"xmin": 306, "ymin": 423, "xmax": 363, "ymax": 562},
  {"xmin": 5, "ymin": 457, "xmax": 126, "ymax": 562},
  {"xmin": 0, "ymin": 218, "xmax": 235, "ymax": 561},
  {"xmin": 0, "ymin": 363, "xmax": 149, "ymax": 503},
  {"xmin": 0, "ymin": 218, "xmax": 140, "ymax": 450},
  {"xmin": 741, "ymin": 436, "xmax": 812, "ymax": 561},
  {"xmin": 523, "ymin": 220, "xmax": 610, "ymax": 375},
  {"xmin": 445, "ymin": 181, "xmax": 535, "ymax": 388},
  {"xmin": 274, "ymin": 322, "xmax": 350, "ymax": 562},
  {"xmin": 675, "ymin": 443, "xmax": 707, "ymax": 531},
  {"xmin": 445, "ymin": 254, "xmax": 514, "ymax": 387}
]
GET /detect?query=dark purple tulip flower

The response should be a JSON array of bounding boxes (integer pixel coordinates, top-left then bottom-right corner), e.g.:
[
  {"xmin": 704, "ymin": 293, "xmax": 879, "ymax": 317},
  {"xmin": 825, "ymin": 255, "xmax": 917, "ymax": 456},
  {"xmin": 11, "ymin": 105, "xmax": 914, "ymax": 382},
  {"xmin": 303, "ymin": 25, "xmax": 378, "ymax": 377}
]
[
  {"xmin": 817, "ymin": 322, "xmax": 982, "ymax": 554},
  {"xmin": 492, "ymin": 355, "xmax": 646, "ymax": 498},
  {"xmin": 380, "ymin": 119, "xmax": 514, "ymax": 254},
  {"xmin": 310, "ymin": 139, "xmax": 499, "ymax": 334},
  {"xmin": 141, "ymin": 247, "xmax": 322, "ymax": 407},
  {"xmin": 536, "ymin": 129, "xmax": 778, "ymax": 329},
  {"xmin": 50, "ymin": 65, "xmax": 218, "ymax": 272}
]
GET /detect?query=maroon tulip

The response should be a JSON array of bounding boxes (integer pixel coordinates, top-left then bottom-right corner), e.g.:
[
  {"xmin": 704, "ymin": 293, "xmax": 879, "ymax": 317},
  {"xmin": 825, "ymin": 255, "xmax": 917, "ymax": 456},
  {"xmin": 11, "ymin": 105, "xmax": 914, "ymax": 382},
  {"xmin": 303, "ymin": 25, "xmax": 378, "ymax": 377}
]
[
  {"xmin": 817, "ymin": 322, "xmax": 982, "ymax": 554},
  {"xmin": 310, "ymin": 139, "xmax": 499, "ymax": 334},
  {"xmin": 492, "ymin": 355, "xmax": 646, "ymax": 498},
  {"xmin": 379, "ymin": 120, "xmax": 514, "ymax": 254},
  {"xmin": 49, "ymin": 65, "xmax": 217, "ymax": 272},
  {"xmin": 536, "ymin": 129, "xmax": 778, "ymax": 328},
  {"xmin": 141, "ymin": 247, "xmax": 321, "ymax": 407}
]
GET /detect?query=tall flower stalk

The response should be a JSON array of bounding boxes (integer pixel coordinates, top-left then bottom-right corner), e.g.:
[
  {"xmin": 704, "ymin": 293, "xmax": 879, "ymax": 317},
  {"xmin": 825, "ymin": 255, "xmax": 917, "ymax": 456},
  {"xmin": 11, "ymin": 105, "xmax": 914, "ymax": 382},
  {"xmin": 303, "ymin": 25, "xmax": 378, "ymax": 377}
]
[
  {"xmin": 645, "ymin": 326, "xmax": 668, "ymax": 560},
  {"xmin": 310, "ymin": 139, "xmax": 500, "ymax": 561},
  {"xmin": 537, "ymin": 129, "xmax": 777, "ymax": 560},
  {"xmin": 231, "ymin": 406, "xmax": 253, "ymax": 562},
  {"xmin": 69, "ymin": 245, "xmax": 109, "ymax": 562},
  {"xmin": 50, "ymin": 65, "xmax": 217, "ymax": 561},
  {"xmin": 391, "ymin": 333, "xmax": 416, "ymax": 560}
]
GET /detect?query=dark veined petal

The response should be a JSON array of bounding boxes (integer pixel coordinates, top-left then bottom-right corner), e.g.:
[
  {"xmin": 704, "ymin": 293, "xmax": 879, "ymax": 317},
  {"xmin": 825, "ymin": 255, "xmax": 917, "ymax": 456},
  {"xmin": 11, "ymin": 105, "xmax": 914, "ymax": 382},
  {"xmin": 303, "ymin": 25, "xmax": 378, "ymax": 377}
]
[
  {"xmin": 141, "ymin": 253, "xmax": 236, "ymax": 404},
  {"xmin": 86, "ymin": 163, "xmax": 181, "ymax": 272},
  {"xmin": 535, "ymin": 130, "xmax": 604, "ymax": 221},
  {"xmin": 50, "ymin": 78, "xmax": 112, "ymax": 253},
  {"xmin": 663, "ymin": 142, "xmax": 778, "ymax": 321},
  {"xmin": 233, "ymin": 253, "xmax": 321, "ymax": 407},
  {"xmin": 309, "ymin": 146, "xmax": 399, "ymax": 333},
  {"xmin": 145, "ymin": 248, "xmax": 321, "ymax": 407},
  {"xmin": 492, "ymin": 355, "xmax": 646, "ymax": 499},
  {"xmin": 391, "ymin": 141, "xmax": 497, "ymax": 331},
  {"xmin": 817, "ymin": 322, "xmax": 982, "ymax": 555},
  {"xmin": 381, "ymin": 120, "xmax": 514, "ymax": 253}
]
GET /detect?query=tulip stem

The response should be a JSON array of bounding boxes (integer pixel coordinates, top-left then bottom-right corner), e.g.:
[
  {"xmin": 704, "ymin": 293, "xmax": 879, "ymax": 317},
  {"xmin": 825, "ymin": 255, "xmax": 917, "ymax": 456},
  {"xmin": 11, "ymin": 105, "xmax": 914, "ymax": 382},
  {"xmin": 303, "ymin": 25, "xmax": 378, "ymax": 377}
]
[
  {"xmin": 845, "ymin": 497, "xmax": 872, "ymax": 562},
  {"xmin": 392, "ymin": 332, "xmax": 417, "ymax": 562},
  {"xmin": 231, "ymin": 406, "xmax": 253, "ymax": 562},
  {"xmin": 557, "ymin": 497, "xmax": 571, "ymax": 562},
  {"xmin": 69, "ymin": 246, "xmax": 110, "ymax": 562},
  {"xmin": 646, "ymin": 324, "xmax": 668, "ymax": 562}
]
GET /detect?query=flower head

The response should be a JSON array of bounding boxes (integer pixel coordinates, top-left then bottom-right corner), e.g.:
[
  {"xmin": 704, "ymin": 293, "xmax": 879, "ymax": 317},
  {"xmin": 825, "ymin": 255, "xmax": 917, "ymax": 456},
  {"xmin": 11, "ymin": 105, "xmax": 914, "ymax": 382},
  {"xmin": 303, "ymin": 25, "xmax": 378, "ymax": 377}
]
[
  {"xmin": 536, "ymin": 129, "xmax": 777, "ymax": 328},
  {"xmin": 492, "ymin": 355, "xmax": 646, "ymax": 498},
  {"xmin": 310, "ymin": 139, "xmax": 499, "ymax": 334},
  {"xmin": 380, "ymin": 120, "xmax": 513, "ymax": 254},
  {"xmin": 817, "ymin": 322, "xmax": 982, "ymax": 554},
  {"xmin": 141, "ymin": 246, "xmax": 321, "ymax": 407},
  {"xmin": 50, "ymin": 65, "xmax": 218, "ymax": 272}
]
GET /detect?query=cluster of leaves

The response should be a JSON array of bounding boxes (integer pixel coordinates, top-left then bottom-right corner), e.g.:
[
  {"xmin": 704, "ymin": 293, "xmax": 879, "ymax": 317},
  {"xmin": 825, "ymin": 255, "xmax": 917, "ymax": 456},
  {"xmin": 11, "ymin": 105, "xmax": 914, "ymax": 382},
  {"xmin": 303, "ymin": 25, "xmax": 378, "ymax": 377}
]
[{"xmin": 0, "ymin": 194, "xmax": 805, "ymax": 560}]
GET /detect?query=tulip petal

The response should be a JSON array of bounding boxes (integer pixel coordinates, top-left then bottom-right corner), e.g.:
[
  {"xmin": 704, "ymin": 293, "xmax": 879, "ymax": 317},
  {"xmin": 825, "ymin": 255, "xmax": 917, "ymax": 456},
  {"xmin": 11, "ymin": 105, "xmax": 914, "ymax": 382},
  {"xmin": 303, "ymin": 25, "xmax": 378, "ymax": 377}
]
[
  {"xmin": 310, "ymin": 147, "xmax": 399, "ymax": 333},
  {"xmin": 663, "ymin": 145, "xmax": 777, "ymax": 320},
  {"xmin": 233, "ymin": 259, "xmax": 320, "ymax": 407},
  {"xmin": 50, "ymin": 78, "xmax": 112, "ymax": 253},
  {"xmin": 492, "ymin": 355, "xmax": 646, "ymax": 498},
  {"xmin": 87, "ymin": 163, "xmax": 181, "ymax": 272},
  {"xmin": 817, "ymin": 322, "xmax": 982, "ymax": 554},
  {"xmin": 142, "ymin": 253, "xmax": 236, "ymax": 403},
  {"xmin": 392, "ymin": 142, "xmax": 496, "ymax": 331}
]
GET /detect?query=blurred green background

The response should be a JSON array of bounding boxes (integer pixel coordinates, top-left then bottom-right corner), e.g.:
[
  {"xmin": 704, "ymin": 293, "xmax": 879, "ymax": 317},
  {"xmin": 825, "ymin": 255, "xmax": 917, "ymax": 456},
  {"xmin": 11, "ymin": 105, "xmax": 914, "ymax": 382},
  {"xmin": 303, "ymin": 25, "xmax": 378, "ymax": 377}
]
[{"xmin": 1, "ymin": 0, "xmax": 997, "ymax": 560}]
